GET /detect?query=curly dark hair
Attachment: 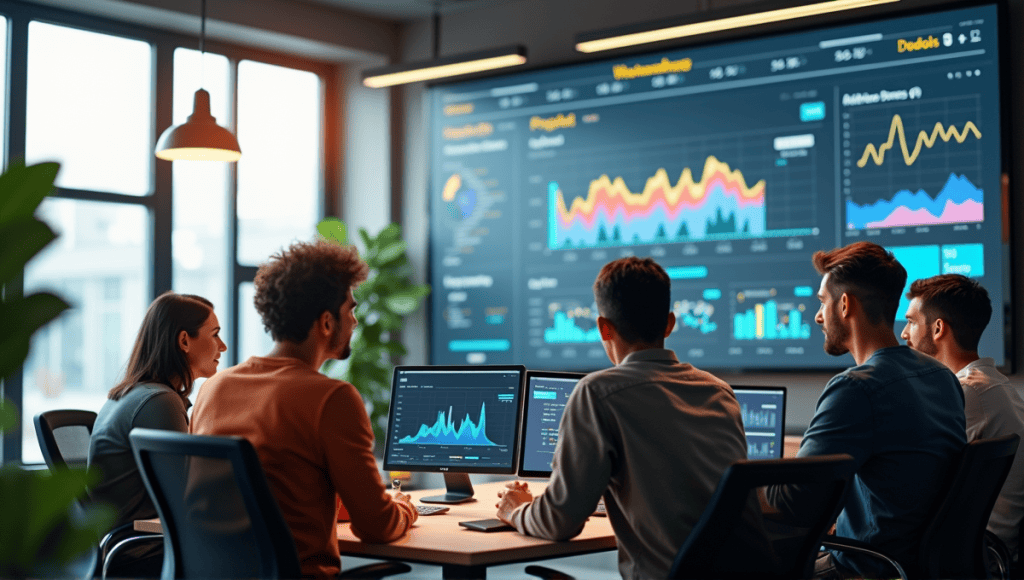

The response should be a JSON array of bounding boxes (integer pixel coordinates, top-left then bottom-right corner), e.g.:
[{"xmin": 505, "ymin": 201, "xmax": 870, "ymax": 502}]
[{"xmin": 253, "ymin": 239, "xmax": 369, "ymax": 343}]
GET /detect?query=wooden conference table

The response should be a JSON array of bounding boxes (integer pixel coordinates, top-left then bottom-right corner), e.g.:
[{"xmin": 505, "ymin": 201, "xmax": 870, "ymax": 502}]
[{"xmin": 137, "ymin": 479, "xmax": 617, "ymax": 579}]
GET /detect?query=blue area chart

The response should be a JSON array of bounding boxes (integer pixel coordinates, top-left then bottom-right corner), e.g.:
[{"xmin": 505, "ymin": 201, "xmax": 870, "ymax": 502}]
[
  {"xmin": 399, "ymin": 402, "xmax": 497, "ymax": 446},
  {"xmin": 845, "ymin": 173, "xmax": 984, "ymax": 230}
]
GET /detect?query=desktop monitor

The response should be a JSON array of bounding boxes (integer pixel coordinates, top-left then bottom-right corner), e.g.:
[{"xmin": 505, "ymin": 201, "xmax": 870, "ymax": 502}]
[
  {"xmin": 382, "ymin": 364, "xmax": 526, "ymax": 503},
  {"xmin": 517, "ymin": 370, "xmax": 587, "ymax": 478},
  {"xmin": 732, "ymin": 386, "xmax": 787, "ymax": 460}
]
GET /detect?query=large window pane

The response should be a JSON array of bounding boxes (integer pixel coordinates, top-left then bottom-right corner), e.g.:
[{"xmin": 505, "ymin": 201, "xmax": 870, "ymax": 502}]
[
  {"xmin": 172, "ymin": 49, "xmax": 232, "ymax": 364},
  {"xmin": 238, "ymin": 282, "xmax": 274, "ymax": 362},
  {"xmin": 26, "ymin": 22, "xmax": 152, "ymax": 195},
  {"xmin": 22, "ymin": 199, "xmax": 149, "ymax": 462},
  {"xmin": 236, "ymin": 61, "xmax": 321, "ymax": 265}
]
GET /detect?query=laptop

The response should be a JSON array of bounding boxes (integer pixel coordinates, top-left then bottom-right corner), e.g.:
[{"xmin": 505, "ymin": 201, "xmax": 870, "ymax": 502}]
[
  {"xmin": 518, "ymin": 370, "xmax": 587, "ymax": 478},
  {"xmin": 731, "ymin": 386, "xmax": 787, "ymax": 460}
]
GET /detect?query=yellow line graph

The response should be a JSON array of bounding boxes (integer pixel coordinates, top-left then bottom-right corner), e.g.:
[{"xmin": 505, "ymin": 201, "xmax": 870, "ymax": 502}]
[{"xmin": 856, "ymin": 114, "xmax": 981, "ymax": 168}]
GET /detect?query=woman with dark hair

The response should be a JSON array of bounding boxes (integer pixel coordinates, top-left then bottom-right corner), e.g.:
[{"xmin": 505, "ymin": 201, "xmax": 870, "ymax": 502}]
[{"xmin": 88, "ymin": 291, "xmax": 226, "ymax": 577}]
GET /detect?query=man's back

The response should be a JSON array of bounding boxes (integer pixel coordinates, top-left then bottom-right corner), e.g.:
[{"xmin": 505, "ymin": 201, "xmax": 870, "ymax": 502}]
[
  {"xmin": 191, "ymin": 356, "xmax": 415, "ymax": 579},
  {"xmin": 772, "ymin": 345, "xmax": 965, "ymax": 577},
  {"xmin": 511, "ymin": 349, "xmax": 769, "ymax": 579},
  {"xmin": 958, "ymin": 358, "xmax": 1024, "ymax": 560}
]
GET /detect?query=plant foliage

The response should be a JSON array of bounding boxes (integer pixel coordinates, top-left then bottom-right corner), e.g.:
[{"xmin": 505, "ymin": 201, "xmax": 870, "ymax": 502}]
[
  {"xmin": 318, "ymin": 218, "xmax": 430, "ymax": 451},
  {"xmin": 0, "ymin": 160, "xmax": 114, "ymax": 576}
]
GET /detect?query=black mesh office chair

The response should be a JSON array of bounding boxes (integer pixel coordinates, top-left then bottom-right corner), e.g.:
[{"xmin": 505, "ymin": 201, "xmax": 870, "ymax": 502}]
[
  {"xmin": 824, "ymin": 433, "xmax": 1020, "ymax": 580},
  {"xmin": 129, "ymin": 428, "xmax": 410, "ymax": 579},
  {"xmin": 527, "ymin": 454, "xmax": 856, "ymax": 580},
  {"xmin": 34, "ymin": 409, "xmax": 96, "ymax": 469}
]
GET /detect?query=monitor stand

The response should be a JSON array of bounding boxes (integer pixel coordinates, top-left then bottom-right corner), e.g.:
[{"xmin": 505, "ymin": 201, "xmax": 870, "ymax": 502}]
[{"xmin": 420, "ymin": 473, "xmax": 475, "ymax": 504}]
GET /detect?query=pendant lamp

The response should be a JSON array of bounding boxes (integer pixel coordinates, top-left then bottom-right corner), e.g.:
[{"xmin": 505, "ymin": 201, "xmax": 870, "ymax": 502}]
[{"xmin": 155, "ymin": 0, "xmax": 241, "ymax": 161}]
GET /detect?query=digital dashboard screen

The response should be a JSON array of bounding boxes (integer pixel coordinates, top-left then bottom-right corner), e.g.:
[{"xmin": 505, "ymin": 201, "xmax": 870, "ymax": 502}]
[
  {"xmin": 429, "ymin": 3, "xmax": 1005, "ymax": 370},
  {"xmin": 383, "ymin": 366, "xmax": 524, "ymax": 473}
]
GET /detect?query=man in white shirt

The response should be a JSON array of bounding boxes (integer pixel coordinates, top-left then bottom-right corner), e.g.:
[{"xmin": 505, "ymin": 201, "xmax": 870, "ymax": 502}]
[{"xmin": 902, "ymin": 273, "xmax": 1024, "ymax": 562}]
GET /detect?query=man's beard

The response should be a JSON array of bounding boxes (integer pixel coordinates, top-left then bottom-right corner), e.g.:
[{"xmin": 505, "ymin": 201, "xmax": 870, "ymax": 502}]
[
  {"xmin": 329, "ymin": 324, "xmax": 352, "ymax": 361},
  {"xmin": 909, "ymin": 329, "xmax": 938, "ymax": 356},
  {"xmin": 823, "ymin": 303, "xmax": 851, "ymax": 356}
]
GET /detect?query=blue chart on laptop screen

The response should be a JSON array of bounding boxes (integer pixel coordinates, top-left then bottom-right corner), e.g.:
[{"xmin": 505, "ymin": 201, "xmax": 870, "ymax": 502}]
[
  {"xmin": 385, "ymin": 368, "xmax": 522, "ymax": 471},
  {"xmin": 519, "ymin": 373, "xmax": 584, "ymax": 476},
  {"xmin": 734, "ymin": 387, "xmax": 786, "ymax": 460}
]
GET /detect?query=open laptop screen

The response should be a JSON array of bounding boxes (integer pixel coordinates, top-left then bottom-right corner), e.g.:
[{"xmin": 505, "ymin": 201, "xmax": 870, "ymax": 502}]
[
  {"xmin": 517, "ymin": 370, "xmax": 587, "ymax": 477},
  {"xmin": 732, "ymin": 386, "xmax": 787, "ymax": 460}
]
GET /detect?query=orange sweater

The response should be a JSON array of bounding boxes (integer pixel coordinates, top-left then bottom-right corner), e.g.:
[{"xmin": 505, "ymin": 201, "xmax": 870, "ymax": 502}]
[{"xmin": 191, "ymin": 356, "xmax": 416, "ymax": 579}]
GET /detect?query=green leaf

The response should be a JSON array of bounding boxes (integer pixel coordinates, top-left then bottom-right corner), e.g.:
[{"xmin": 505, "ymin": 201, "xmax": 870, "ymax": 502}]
[
  {"xmin": 0, "ymin": 398, "xmax": 17, "ymax": 433},
  {"xmin": 384, "ymin": 293, "xmax": 420, "ymax": 315},
  {"xmin": 0, "ymin": 218, "xmax": 57, "ymax": 285},
  {"xmin": 375, "ymin": 240, "xmax": 409, "ymax": 267},
  {"xmin": 317, "ymin": 217, "xmax": 348, "ymax": 245},
  {"xmin": 0, "ymin": 292, "xmax": 70, "ymax": 381},
  {"xmin": 0, "ymin": 160, "xmax": 60, "ymax": 225}
]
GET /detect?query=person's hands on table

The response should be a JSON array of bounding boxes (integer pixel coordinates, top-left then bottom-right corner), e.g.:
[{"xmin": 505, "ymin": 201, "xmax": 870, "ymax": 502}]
[{"xmin": 496, "ymin": 480, "xmax": 533, "ymax": 525}]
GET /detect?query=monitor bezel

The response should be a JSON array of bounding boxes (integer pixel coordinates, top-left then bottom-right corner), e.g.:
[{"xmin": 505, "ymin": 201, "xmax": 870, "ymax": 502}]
[
  {"xmin": 382, "ymin": 364, "xmax": 527, "ymax": 475},
  {"xmin": 517, "ymin": 370, "xmax": 589, "ymax": 478},
  {"xmin": 730, "ymin": 385, "xmax": 788, "ymax": 460}
]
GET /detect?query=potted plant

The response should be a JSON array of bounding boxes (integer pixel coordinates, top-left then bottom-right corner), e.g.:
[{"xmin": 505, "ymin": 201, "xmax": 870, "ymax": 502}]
[
  {"xmin": 317, "ymin": 218, "xmax": 430, "ymax": 453},
  {"xmin": 0, "ymin": 160, "xmax": 114, "ymax": 576}
]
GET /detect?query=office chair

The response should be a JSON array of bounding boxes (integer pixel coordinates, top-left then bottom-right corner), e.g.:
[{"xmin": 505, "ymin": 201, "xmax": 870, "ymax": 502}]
[
  {"xmin": 526, "ymin": 454, "xmax": 856, "ymax": 580},
  {"xmin": 823, "ymin": 433, "xmax": 1020, "ymax": 580},
  {"xmin": 129, "ymin": 428, "xmax": 410, "ymax": 579},
  {"xmin": 33, "ymin": 409, "xmax": 158, "ymax": 578},
  {"xmin": 34, "ymin": 409, "xmax": 97, "ymax": 469}
]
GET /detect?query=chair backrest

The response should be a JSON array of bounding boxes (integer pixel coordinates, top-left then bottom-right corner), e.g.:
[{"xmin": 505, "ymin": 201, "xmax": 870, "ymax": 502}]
[
  {"xmin": 34, "ymin": 409, "xmax": 97, "ymax": 469},
  {"xmin": 918, "ymin": 433, "xmax": 1021, "ymax": 580},
  {"xmin": 129, "ymin": 428, "xmax": 301, "ymax": 580},
  {"xmin": 669, "ymin": 454, "xmax": 856, "ymax": 580}
]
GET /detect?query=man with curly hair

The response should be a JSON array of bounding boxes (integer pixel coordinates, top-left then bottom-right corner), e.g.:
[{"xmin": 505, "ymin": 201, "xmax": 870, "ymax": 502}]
[{"xmin": 191, "ymin": 239, "xmax": 417, "ymax": 579}]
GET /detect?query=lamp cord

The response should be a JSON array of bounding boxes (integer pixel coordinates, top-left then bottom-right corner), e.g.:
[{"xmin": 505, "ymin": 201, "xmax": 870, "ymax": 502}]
[
  {"xmin": 432, "ymin": 0, "xmax": 440, "ymax": 59},
  {"xmin": 199, "ymin": 0, "xmax": 206, "ymax": 88}
]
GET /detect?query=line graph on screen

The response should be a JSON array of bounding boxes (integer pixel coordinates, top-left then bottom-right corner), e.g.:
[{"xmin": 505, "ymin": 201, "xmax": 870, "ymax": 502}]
[{"xmin": 548, "ymin": 155, "xmax": 767, "ymax": 250}]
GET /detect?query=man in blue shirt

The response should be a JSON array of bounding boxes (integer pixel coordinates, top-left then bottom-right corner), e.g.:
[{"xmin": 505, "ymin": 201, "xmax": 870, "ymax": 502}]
[{"xmin": 766, "ymin": 241, "xmax": 966, "ymax": 579}]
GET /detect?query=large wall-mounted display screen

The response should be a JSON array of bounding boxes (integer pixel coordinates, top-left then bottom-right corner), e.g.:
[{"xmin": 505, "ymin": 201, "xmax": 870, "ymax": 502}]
[{"xmin": 428, "ymin": 3, "xmax": 1005, "ymax": 370}]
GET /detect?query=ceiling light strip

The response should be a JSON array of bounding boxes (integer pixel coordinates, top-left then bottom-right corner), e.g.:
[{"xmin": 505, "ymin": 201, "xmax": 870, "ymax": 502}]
[
  {"xmin": 363, "ymin": 47, "xmax": 527, "ymax": 88},
  {"xmin": 576, "ymin": 0, "xmax": 901, "ymax": 53}
]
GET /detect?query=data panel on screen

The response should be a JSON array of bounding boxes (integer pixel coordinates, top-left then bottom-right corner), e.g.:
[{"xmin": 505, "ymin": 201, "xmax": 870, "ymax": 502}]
[
  {"xmin": 429, "ymin": 3, "xmax": 1005, "ymax": 369},
  {"xmin": 383, "ymin": 366, "xmax": 525, "ymax": 474}
]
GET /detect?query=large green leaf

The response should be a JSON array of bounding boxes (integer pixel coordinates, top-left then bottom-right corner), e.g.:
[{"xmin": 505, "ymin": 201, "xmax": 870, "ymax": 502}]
[
  {"xmin": 0, "ymin": 398, "xmax": 17, "ymax": 433},
  {"xmin": 0, "ymin": 160, "xmax": 60, "ymax": 225},
  {"xmin": 316, "ymin": 217, "xmax": 348, "ymax": 245},
  {"xmin": 0, "ymin": 218, "xmax": 57, "ymax": 285},
  {"xmin": 0, "ymin": 292, "xmax": 70, "ymax": 381}
]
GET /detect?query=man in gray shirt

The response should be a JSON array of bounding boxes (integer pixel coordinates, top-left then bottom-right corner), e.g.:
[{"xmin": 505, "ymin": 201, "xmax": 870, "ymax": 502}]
[
  {"xmin": 495, "ymin": 256, "xmax": 769, "ymax": 579},
  {"xmin": 902, "ymin": 273, "xmax": 1024, "ymax": 562}
]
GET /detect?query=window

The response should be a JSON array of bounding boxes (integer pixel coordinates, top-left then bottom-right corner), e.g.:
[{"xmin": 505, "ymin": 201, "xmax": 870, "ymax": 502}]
[
  {"xmin": 3, "ymin": 4, "xmax": 334, "ymax": 463},
  {"xmin": 236, "ymin": 61, "xmax": 321, "ymax": 265},
  {"xmin": 25, "ymin": 22, "xmax": 152, "ymax": 195},
  {"xmin": 22, "ymin": 199, "xmax": 149, "ymax": 463},
  {"xmin": 172, "ymin": 48, "xmax": 232, "ymax": 363}
]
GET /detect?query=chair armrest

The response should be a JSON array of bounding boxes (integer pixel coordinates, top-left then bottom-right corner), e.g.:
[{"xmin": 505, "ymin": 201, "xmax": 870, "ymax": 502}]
[
  {"xmin": 524, "ymin": 565, "xmax": 577, "ymax": 580},
  {"xmin": 99, "ymin": 522, "xmax": 160, "ymax": 553},
  {"xmin": 820, "ymin": 536, "xmax": 907, "ymax": 580},
  {"xmin": 102, "ymin": 535, "xmax": 165, "ymax": 579},
  {"xmin": 984, "ymin": 530, "xmax": 1011, "ymax": 579},
  {"xmin": 338, "ymin": 561, "xmax": 412, "ymax": 579}
]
